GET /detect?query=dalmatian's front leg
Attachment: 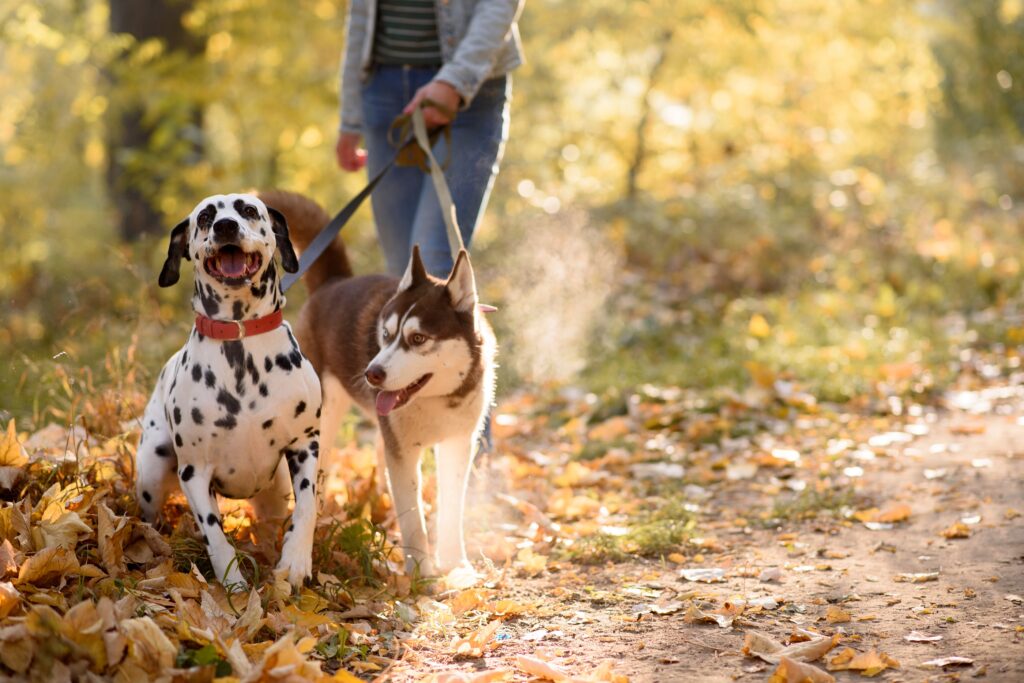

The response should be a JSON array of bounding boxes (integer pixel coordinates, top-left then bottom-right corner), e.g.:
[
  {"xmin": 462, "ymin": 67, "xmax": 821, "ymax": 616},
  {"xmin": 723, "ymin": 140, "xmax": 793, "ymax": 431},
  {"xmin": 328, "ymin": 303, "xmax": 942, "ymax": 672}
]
[
  {"xmin": 178, "ymin": 463, "xmax": 246, "ymax": 590},
  {"xmin": 277, "ymin": 431, "xmax": 320, "ymax": 587}
]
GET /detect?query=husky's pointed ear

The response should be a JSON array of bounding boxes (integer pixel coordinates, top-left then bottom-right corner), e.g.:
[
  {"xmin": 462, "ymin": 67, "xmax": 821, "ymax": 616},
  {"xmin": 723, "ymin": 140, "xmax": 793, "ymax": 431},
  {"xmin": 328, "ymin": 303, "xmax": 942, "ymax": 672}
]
[
  {"xmin": 445, "ymin": 249, "xmax": 477, "ymax": 314},
  {"xmin": 398, "ymin": 245, "xmax": 429, "ymax": 292},
  {"xmin": 158, "ymin": 218, "xmax": 190, "ymax": 288},
  {"xmin": 267, "ymin": 206, "xmax": 299, "ymax": 273}
]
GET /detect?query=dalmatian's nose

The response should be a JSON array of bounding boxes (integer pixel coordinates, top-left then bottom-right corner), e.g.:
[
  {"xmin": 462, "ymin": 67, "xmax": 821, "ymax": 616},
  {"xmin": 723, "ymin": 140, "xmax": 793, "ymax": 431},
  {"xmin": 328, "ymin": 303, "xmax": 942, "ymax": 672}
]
[{"xmin": 213, "ymin": 218, "xmax": 240, "ymax": 242}]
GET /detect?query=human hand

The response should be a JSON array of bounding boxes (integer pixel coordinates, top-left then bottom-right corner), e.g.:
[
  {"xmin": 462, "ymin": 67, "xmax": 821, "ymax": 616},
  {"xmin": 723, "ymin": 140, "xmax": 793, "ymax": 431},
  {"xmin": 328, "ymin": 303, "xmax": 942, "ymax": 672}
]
[
  {"xmin": 336, "ymin": 133, "xmax": 367, "ymax": 171},
  {"xmin": 403, "ymin": 80, "xmax": 461, "ymax": 128}
]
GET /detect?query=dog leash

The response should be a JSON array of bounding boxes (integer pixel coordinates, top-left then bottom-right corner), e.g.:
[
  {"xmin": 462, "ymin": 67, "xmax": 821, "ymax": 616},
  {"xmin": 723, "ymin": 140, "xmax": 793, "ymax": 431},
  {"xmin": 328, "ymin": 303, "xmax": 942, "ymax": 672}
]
[{"xmin": 280, "ymin": 100, "xmax": 459, "ymax": 292}]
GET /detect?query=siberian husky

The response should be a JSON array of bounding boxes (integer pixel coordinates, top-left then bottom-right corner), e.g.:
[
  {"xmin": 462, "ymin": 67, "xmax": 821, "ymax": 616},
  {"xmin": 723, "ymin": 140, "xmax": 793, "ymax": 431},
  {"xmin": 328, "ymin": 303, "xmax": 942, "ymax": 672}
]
[{"xmin": 259, "ymin": 190, "xmax": 495, "ymax": 576}]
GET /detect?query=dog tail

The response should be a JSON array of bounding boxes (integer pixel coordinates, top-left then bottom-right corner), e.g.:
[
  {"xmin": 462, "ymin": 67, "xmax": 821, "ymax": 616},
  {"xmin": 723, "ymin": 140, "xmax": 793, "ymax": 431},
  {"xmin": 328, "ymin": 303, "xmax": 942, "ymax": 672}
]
[{"xmin": 258, "ymin": 189, "xmax": 353, "ymax": 292}]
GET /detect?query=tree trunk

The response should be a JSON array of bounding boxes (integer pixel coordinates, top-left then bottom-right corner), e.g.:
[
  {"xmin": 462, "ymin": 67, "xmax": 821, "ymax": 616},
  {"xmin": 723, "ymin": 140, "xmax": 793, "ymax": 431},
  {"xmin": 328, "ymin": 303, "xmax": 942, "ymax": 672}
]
[{"xmin": 106, "ymin": 0, "xmax": 198, "ymax": 241}]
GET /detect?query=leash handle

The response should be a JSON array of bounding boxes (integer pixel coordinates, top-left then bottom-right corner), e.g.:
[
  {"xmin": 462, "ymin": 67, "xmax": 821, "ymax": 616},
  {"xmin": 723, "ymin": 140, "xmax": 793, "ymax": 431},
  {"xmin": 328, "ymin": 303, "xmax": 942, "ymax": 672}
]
[{"xmin": 409, "ymin": 102, "xmax": 465, "ymax": 260}]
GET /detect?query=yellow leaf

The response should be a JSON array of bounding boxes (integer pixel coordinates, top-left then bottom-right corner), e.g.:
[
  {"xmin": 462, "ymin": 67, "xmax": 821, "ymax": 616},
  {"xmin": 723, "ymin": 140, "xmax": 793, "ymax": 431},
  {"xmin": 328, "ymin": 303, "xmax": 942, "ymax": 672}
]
[
  {"xmin": 0, "ymin": 582, "xmax": 20, "ymax": 618},
  {"xmin": 0, "ymin": 421, "xmax": 27, "ymax": 467},
  {"xmin": 15, "ymin": 546, "xmax": 80, "ymax": 586},
  {"xmin": 36, "ymin": 511, "xmax": 92, "ymax": 551},
  {"xmin": 516, "ymin": 654, "xmax": 570, "ymax": 681},
  {"xmin": 769, "ymin": 656, "xmax": 835, "ymax": 683},
  {"xmin": 749, "ymin": 314, "xmax": 771, "ymax": 338},
  {"xmin": 828, "ymin": 647, "xmax": 900, "ymax": 676},
  {"xmin": 453, "ymin": 619, "xmax": 502, "ymax": 658},
  {"xmin": 825, "ymin": 606, "xmax": 851, "ymax": 624},
  {"xmin": 941, "ymin": 522, "xmax": 971, "ymax": 539}
]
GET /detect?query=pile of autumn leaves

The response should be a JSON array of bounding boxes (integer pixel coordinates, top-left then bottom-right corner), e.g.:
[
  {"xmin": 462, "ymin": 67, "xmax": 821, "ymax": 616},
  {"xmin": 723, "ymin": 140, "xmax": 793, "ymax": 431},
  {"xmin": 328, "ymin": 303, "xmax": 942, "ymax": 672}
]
[{"xmin": 0, "ymin": 420, "xmax": 367, "ymax": 682}]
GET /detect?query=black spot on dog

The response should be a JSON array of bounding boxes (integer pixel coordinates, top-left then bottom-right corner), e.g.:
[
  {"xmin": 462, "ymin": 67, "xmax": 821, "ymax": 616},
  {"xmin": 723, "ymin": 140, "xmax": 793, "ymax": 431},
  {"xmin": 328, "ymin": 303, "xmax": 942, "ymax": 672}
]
[
  {"xmin": 180, "ymin": 465, "xmax": 194, "ymax": 481},
  {"xmin": 191, "ymin": 407, "xmax": 204, "ymax": 425},
  {"xmin": 149, "ymin": 420, "xmax": 156, "ymax": 427},
  {"xmin": 259, "ymin": 383, "xmax": 269, "ymax": 397},
  {"xmin": 192, "ymin": 364, "xmax": 203, "ymax": 382},
  {"xmin": 216, "ymin": 389, "xmax": 241, "ymax": 415},
  {"xmin": 223, "ymin": 340, "xmax": 248, "ymax": 394},
  {"xmin": 175, "ymin": 433, "xmax": 183, "ymax": 448},
  {"xmin": 288, "ymin": 523, "xmax": 294, "ymax": 532},
  {"xmin": 214, "ymin": 415, "xmax": 237, "ymax": 429},
  {"xmin": 246, "ymin": 355, "xmax": 259, "ymax": 384},
  {"xmin": 197, "ymin": 281, "xmax": 221, "ymax": 317},
  {"xmin": 289, "ymin": 350, "xmax": 302, "ymax": 368},
  {"xmin": 173, "ymin": 407, "xmax": 181, "ymax": 425},
  {"xmin": 232, "ymin": 300, "xmax": 244, "ymax": 320},
  {"xmin": 249, "ymin": 401, "xmax": 256, "ymax": 410},
  {"xmin": 315, "ymin": 407, "xmax": 321, "ymax": 419},
  {"xmin": 310, "ymin": 440, "xmax": 319, "ymax": 455},
  {"xmin": 262, "ymin": 419, "xmax": 274, "ymax": 429},
  {"xmin": 203, "ymin": 534, "xmax": 209, "ymax": 543},
  {"xmin": 264, "ymin": 357, "xmax": 273, "ymax": 372},
  {"xmin": 298, "ymin": 450, "xmax": 308, "ymax": 464},
  {"xmin": 206, "ymin": 513, "xmax": 218, "ymax": 526},
  {"xmin": 142, "ymin": 490, "xmax": 152, "ymax": 503},
  {"xmin": 295, "ymin": 401, "xmax": 306, "ymax": 417},
  {"xmin": 155, "ymin": 444, "xmax": 173, "ymax": 458},
  {"xmin": 274, "ymin": 354, "xmax": 293, "ymax": 371},
  {"xmin": 204, "ymin": 368, "xmax": 216, "ymax": 388},
  {"xmin": 300, "ymin": 478, "xmax": 310, "ymax": 490}
]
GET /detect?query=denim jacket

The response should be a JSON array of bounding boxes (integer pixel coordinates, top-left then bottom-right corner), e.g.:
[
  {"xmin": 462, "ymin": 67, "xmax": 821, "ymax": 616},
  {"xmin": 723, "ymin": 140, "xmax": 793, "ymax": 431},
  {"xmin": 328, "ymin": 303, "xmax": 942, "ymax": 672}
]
[{"xmin": 339, "ymin": 0, "xmax": 525, "ymax": 133}]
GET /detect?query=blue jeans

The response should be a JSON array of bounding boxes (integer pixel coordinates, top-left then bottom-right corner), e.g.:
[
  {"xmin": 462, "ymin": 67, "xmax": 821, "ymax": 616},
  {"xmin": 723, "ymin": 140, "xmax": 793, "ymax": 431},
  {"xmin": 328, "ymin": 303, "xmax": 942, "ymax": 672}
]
[{"xmin": 361, "ymin": 65, "xmax": 510, "ymax": 278}]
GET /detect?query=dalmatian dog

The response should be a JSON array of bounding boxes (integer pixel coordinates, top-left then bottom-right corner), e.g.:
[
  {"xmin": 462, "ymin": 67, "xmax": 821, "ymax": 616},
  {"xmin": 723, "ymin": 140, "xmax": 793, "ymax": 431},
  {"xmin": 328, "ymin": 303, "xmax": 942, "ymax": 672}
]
[{"xmin": 136, "ymin": 193, "xmax": 322, "ymax": 589}]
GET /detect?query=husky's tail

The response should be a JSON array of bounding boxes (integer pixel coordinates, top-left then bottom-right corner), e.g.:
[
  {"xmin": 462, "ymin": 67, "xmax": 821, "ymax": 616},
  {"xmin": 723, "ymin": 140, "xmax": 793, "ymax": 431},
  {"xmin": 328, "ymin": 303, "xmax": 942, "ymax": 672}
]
[{"xmin": 258, "ymin": 189, "xmax": 352, "ymax": 293}]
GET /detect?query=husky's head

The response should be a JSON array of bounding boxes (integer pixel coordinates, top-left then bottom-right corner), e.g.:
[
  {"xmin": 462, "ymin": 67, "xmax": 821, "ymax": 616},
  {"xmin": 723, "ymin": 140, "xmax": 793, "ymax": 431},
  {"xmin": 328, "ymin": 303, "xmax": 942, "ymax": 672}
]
[
  {"xmin": 158, "ymin": 193, "xmax": 299, "ymax": 318},
  {"xmin": 365, "ymin": 246, "xmax": 480, "ymax": 416}
]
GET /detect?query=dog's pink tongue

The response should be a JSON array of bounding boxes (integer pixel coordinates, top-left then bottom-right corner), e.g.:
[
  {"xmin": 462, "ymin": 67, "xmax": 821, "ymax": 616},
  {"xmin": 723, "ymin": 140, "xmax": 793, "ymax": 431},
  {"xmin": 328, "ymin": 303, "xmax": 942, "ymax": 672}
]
[
  {"xmin": 376, "ymin": 390, "xmax": 400, "ymax": 417},
  {"xmin": 219, "ymin": 251, "xmax": 247, "ymax": 277}
]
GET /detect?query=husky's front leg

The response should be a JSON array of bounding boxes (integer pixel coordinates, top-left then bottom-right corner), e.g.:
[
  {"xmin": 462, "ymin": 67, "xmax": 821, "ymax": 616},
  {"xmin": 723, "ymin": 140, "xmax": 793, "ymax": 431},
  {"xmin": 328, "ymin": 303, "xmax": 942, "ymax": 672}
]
[
  {"xmin": 434, "ymin": 435, "xmax": 474, "ymax": 573},
  {"xmin": 278, "ymin": 433, "xmax": 320, "ymax": 587},
  {"xmin": 383, "ymin": 433, "xmax": 434, "ymax": 575}
]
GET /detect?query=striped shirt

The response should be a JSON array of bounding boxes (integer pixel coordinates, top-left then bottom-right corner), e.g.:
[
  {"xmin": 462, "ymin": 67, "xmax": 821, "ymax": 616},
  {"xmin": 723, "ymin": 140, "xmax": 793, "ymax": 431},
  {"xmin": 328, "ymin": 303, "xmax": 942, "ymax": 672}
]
[{"xmin": 373, "ymin": 0, "xmax": 442, "ymax": 66}]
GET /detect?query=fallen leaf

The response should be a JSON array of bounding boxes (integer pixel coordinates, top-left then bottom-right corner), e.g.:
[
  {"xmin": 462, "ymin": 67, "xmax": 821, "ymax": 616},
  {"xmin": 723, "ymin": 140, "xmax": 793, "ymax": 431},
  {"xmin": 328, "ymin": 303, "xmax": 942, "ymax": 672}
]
[
  {"xmin": 743, "ymin": 630, "xmax": 839, "ymax": 664},
  {"xmin": 825, "ymin": 606, "xmax": 850, "ymax": 624},
  {"xmin": 679, "ymin": 567, "xmax": 725, "ymax": 583},
  {"xmin": 453, "ymin": 620, "xmax": 502, "ymax": 658},
  {"xmin": 941, "ymin": 522, "xmax": 971, "ymax": 539},
  {"xmin": 904, "ymin": 631, "xmax": 942, "ymax": 643},
  {"xmin": 921, "ymin": 656, "xmax": 974, "ymax": 668},
  {"xmin": 768, "ymin": 656, "xmax": 835, "ymax": 683},
  {"xmin": 895, "ymin": 572, "xmax": 939, "ymax": 583},
  {"xmin": 854, "ymin": 504, "xmax": 911, "ymax": 524},
  {"xmin": 516, "ymin": 654, "xmax": 570, "ymax": 681},
  {"xmin": 15, "ymin": 546, "xmax": 80, "ymax": 586},
  {"xmin": 828, "ymin": 647, "xmax": 900, "ymax": 676}
]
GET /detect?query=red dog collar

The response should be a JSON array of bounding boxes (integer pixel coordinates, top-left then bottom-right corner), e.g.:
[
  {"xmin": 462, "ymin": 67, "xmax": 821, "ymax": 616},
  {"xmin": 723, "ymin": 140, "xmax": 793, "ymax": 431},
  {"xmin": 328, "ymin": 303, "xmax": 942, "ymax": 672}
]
[{"xmin": 195, "ymin": 310, "xmax": 283, "ymax": 341}]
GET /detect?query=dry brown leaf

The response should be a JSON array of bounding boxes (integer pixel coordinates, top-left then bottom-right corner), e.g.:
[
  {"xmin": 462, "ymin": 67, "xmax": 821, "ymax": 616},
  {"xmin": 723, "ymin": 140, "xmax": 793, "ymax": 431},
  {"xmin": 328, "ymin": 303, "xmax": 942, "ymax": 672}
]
[
  {"xmin": 769, "ymin": 656, "xmax": 836, "ymax": 683},
  {"xmin": 61, "ymin": 600, "xmax": 108, "ymax": 672},
  {"xmin": 516, "ymin": 654, "xmax": 570, "ymax": 681},
  {"xmin": 453, "ymin": 619, "xmax": 502, "ymax": 657},
  {"xmin": 825, "ymin": 606, "xmax": 851, "ymax": 624},
  {"xmin": 0, "ymin": 623, "xmax": 34, "ymax": 673},
  {"xmin": 0, "ymin": 421, "xmax": 27, "ymax": 468},
  {"xmin": 0, "ymin": 539, "xmax": 19, "ymax": 578},
  {"xmin": 827, "ymin": 647, "xmax": 900, "ymax": 676},
  {"xmin": 36, "ymin": 510, "xmax": 92, "ymax": 551},
  {"xmin": 97, "ymin": 501, "xmax": 130, "ymax": 577},
  {"xmin": 895, "ymin": 572, "xmax": 939, "ymax": 583},
  {"xmin": 684, "ymin": 603, "xmax": 736, "ymax": 628},
  {"xmin": 120, "ymin": 616, "xmax": 177, "ymax": 674},
  {"xmin": 854, "ymin": 504, "xmax": 911, "ymax": 524},
  {"xmin": 941, "ymin": 522, "xmax": 971, "ymax": 539},
  {"xmin": 0, "ymin": 582, "xmax": 19, "ymax": 619},
  {"xmin": 15, "ymin": 546, "xmax": 80, "ymax": 586},
  {"xmin": 743, "ymin": 631, "xmax": 839, "ymax": 664}
]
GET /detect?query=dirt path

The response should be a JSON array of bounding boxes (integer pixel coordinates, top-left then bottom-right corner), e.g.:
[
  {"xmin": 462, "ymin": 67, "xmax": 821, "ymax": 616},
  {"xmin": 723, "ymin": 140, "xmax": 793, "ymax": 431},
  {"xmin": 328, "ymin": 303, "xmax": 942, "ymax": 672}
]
[{"xmin": 387, "ymin": 407, "xmax": 1024, "ymax": 682}]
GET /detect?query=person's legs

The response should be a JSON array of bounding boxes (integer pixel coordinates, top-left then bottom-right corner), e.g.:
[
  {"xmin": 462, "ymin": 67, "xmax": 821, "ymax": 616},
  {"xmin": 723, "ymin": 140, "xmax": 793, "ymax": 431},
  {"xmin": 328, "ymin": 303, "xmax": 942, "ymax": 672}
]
[
  {"xmin": 410, "ymin": 76, "xmax": 510, "ymax": 278},
  {"xmin": 362, "ymin": 66, "xmax": 433, "ymax": 275}
]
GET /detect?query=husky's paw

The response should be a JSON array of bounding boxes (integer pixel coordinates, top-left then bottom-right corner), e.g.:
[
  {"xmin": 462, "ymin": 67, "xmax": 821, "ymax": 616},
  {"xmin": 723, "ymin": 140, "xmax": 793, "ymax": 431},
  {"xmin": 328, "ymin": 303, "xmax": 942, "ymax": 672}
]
[{"xmin": 276, "ymin": 543, "xmax": 312, "ymax": 588}]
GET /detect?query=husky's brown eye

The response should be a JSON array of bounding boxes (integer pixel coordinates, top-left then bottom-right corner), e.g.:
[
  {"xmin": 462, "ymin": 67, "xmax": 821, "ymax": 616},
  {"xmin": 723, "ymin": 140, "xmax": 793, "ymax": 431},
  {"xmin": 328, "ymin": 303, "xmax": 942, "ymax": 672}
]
[{"xmin": 410, "ymin": 333, "xmax": 427, "ymax": 346}]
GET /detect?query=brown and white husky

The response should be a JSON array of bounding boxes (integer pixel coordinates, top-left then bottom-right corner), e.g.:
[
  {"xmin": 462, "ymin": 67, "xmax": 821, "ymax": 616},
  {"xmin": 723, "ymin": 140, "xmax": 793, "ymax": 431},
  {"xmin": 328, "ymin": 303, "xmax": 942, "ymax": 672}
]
[{"xmin": 259, "ymin": 190, "xmax": 495, "ymax": 576}]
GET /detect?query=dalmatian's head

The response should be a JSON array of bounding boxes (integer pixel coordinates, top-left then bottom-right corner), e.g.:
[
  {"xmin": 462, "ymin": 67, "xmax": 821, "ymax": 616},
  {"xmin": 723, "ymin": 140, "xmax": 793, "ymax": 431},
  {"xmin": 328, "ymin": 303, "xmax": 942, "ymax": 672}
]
[{"xmin": 158, "ymin": 193, "xmax": 298, "ymax": 317}]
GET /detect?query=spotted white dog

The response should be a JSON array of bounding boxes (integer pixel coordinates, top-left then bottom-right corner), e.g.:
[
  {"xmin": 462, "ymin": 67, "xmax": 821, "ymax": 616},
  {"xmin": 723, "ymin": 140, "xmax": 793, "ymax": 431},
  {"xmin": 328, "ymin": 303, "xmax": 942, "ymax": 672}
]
[{"xmin": 136, "ymin": 193, "xmax": 322, "ymax": 589}]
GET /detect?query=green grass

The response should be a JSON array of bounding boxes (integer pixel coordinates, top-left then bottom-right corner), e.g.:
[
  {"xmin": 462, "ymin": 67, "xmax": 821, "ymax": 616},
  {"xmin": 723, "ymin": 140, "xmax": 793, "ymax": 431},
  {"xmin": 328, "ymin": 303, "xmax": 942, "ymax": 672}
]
[{"xmin": 565, "ymin": 498, "xmax": 697, "ymax": 564}]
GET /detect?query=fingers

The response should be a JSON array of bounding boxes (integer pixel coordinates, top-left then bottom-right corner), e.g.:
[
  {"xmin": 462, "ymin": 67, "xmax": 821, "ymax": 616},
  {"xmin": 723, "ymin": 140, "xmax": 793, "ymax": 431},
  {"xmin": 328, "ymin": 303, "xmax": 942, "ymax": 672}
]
[{"xmin": 336, "ymin": 135, "xmax": 367, "ymax": 172}]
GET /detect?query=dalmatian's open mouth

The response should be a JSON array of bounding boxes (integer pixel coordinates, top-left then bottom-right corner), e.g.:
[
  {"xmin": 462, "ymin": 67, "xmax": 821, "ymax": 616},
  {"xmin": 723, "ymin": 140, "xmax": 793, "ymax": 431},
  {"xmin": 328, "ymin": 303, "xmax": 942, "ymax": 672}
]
[
  {"xmin": 375, "ymin": 373, "xmax": 433, "ymax": 416},
  {"xmin": 205, "ymin": 245, "xmax": 262, "ymax": 284}
]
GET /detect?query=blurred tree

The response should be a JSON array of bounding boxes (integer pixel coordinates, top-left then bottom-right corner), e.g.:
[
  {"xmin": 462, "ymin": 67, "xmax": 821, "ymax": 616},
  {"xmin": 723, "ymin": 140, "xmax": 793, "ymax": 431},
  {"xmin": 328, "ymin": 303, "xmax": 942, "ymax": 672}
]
[{"xmin": 107, "ymin": 0, "xmax": 200, "ymax": 240}]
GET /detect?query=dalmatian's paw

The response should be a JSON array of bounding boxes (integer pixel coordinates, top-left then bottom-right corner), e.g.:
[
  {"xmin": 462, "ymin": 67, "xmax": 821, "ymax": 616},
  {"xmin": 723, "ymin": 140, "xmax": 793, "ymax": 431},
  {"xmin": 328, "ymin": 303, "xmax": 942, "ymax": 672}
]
[{"xmin": 276, "ymin": 543, "xmax": 312, "ymax": 588}]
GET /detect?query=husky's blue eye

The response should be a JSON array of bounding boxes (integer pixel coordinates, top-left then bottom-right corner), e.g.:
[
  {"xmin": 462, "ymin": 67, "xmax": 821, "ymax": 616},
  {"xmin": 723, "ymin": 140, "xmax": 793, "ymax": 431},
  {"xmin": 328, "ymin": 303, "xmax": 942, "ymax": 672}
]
[{"xmin": 382, "ymin": 329, "xmax": 390, "ymax": 340}]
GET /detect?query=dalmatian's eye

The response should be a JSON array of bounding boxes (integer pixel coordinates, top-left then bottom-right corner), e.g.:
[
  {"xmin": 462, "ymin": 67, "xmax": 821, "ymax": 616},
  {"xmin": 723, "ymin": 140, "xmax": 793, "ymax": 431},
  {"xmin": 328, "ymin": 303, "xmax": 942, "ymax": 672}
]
[
  {"xmin": 242, "ymin": 205, "xmax": 260, "ymax": 220},
  {"xmin": 410, "ymin": 333, "xmax": 428, "ymax": 346},
  {"xmin": 197, "ymin": 211, "xmax": 214, "ymax": 230}
]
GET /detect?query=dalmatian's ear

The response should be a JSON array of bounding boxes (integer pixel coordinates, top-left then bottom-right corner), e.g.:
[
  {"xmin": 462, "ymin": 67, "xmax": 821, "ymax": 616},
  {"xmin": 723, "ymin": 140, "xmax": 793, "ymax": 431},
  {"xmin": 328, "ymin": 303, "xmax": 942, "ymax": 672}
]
[
  {"xmin": 267, "ymin": 206, "xmax": 299, "ymax": 273},
  {"xmin": 158, "ymin": 218, "xmax": 190, "ymax": 288}
]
